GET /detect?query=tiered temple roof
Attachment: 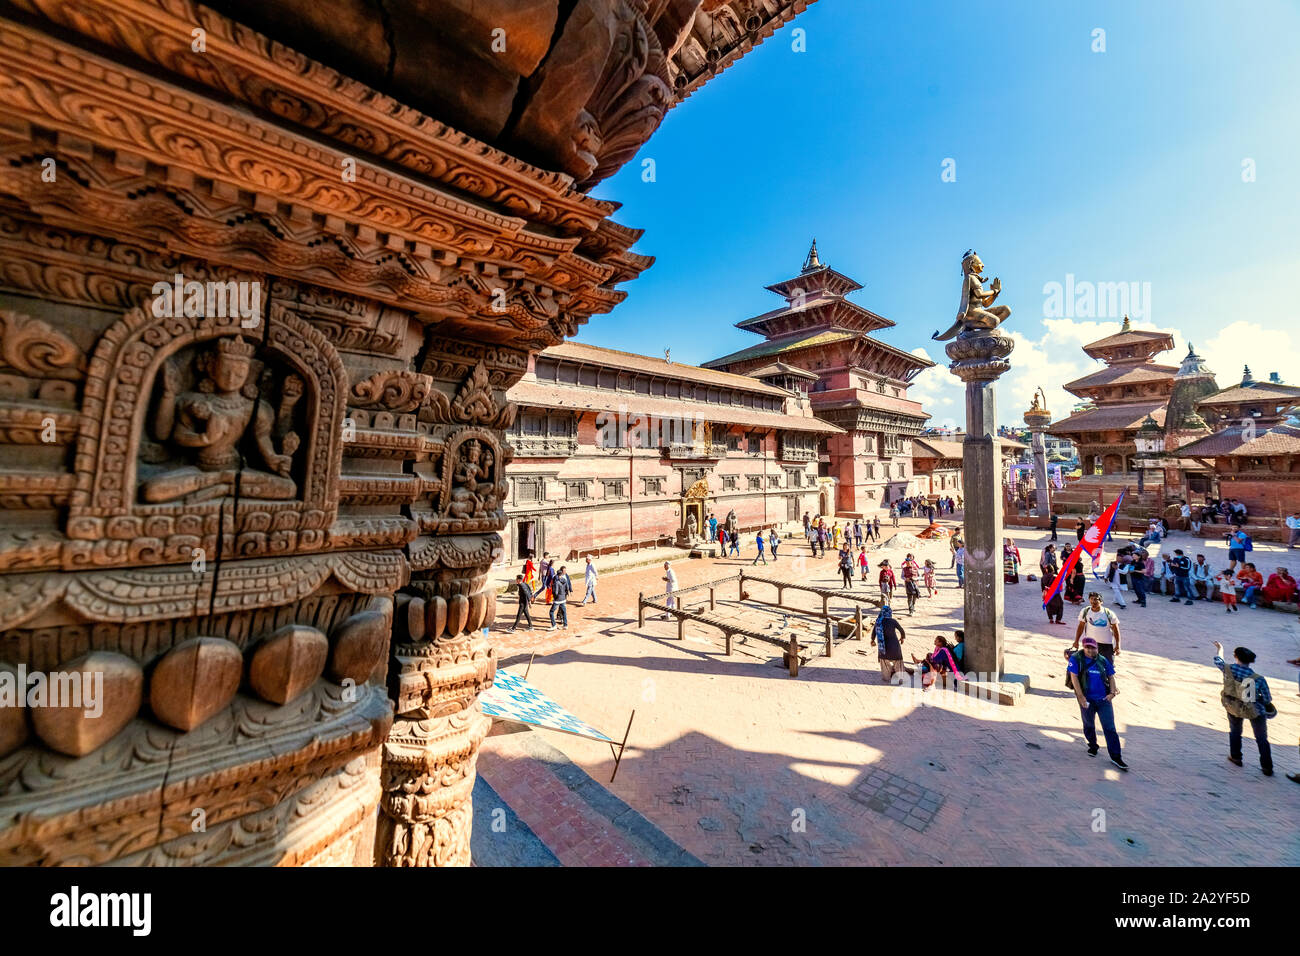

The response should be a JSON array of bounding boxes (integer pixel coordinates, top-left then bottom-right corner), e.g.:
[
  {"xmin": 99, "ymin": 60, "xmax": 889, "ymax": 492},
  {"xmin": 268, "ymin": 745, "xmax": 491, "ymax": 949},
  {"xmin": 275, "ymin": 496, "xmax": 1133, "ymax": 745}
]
[
  {"xmin": 703, "ymin": 241, "xmax": 933, "ymax": 384},
  {"xmin": 1196, "ymin": 365, "xmax": 1300, "ymax": 424}
]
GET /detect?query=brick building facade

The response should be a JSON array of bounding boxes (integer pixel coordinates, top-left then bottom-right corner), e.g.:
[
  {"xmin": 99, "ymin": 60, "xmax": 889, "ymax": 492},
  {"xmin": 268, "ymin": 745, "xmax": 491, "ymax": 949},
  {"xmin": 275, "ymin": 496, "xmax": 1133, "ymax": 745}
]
[
  {"xmin": 703, "ymin": 242, "xmax": 933, "ymax": 514},
  {"xmin": 503, "ymin": 342, "xmax": 839, "ymax": 563}
]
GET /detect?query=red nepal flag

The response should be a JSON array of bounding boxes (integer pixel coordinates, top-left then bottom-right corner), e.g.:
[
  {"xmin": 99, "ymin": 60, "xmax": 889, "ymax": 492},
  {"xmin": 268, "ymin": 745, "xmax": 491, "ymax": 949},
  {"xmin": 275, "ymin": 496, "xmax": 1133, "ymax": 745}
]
[{"xmin": 1042, "ymin": 490, "xmax": 1127, "ymax": 607}]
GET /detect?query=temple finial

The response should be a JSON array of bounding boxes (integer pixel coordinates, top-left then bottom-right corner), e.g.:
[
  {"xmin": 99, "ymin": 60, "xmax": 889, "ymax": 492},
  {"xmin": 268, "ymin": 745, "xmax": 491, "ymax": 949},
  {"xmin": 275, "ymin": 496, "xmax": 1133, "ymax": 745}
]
[
  {"xmin": 801, "ymin": 238, "xmax": 822, "ymax": 273},
  {"xmin": 1241, "ymin": 364, "xmax": 1255, "ymax": 386},
  {"xmin": 1121, "ymin": 314, "xmax": 1131, "ymax": 332}
]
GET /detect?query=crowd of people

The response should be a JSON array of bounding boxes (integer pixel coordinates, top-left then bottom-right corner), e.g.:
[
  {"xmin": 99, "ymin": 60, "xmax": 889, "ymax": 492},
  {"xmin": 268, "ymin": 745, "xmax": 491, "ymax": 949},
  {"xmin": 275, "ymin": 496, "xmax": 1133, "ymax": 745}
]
[
  {"xmin": 889, "ymin": 495, "xmax": 959, "ymax": 525},
  {"xmin": 803, "ymin": 512, "xmax": 880, "ymax": 556},
  {"xmin": 1033, "ymin": 527, "xmax": 1300, "ymax": 617},
  {"xmin": 509, "ymin": 551, "xmax": 600, "ymax": 632}
]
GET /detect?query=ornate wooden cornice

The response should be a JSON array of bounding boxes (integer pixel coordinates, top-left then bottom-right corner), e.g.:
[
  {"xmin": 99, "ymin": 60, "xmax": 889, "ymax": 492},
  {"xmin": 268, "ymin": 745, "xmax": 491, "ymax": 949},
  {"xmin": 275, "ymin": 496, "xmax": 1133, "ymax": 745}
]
[{"xmin": 0, "ymin": 12, "xmax": 645, "ymax": 348}]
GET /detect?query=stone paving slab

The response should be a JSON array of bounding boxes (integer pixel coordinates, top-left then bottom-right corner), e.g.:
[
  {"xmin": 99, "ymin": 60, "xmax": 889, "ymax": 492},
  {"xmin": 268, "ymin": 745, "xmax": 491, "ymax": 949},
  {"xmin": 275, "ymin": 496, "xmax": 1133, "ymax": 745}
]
[{"xmin": 480, "ymin": 518, "xmax": 1300, "ymax": 866}]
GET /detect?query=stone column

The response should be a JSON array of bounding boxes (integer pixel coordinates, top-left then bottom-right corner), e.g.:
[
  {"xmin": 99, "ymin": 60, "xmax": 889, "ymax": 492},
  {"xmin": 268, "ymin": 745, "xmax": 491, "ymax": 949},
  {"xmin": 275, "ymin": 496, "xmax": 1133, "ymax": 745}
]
[
  {"xmin": 946, "ymin": 329, "xmax": 1015, "ymax": 677},
  {"xmin": 1023, "ymin": 401, "xmax": 1053, "ymax": 518}
]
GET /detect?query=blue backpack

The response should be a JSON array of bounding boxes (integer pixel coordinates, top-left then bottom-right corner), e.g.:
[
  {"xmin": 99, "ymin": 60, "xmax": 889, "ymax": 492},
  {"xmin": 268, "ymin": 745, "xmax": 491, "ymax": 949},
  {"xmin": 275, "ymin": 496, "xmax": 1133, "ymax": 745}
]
[{"xmin": 1242, "ymin": 534, "xmax": 1253, "ymax": 552}]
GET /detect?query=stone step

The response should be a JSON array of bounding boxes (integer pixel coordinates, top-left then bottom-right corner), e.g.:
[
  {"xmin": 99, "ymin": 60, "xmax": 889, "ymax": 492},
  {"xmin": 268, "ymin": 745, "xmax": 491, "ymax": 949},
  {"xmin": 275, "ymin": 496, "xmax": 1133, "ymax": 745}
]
[{"xmin": 475, "ymin": 726, "xmax": 703, "ymax": 867}]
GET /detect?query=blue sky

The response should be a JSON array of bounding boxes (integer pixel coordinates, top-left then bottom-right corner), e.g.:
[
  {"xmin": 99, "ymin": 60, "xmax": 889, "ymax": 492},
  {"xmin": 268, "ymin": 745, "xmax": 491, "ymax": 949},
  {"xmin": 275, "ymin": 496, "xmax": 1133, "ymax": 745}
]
[{"xmin": 582, "ymin": 0, "xmax": 1300, "ymax": 427}]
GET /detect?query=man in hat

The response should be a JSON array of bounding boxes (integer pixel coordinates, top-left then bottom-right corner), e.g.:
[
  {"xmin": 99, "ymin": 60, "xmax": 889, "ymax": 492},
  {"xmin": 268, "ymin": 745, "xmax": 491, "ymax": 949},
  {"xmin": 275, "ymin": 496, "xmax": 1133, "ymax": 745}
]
[{"xmin": 1067, "ymin": 636, "xmax": 1127, "ymax": 771}]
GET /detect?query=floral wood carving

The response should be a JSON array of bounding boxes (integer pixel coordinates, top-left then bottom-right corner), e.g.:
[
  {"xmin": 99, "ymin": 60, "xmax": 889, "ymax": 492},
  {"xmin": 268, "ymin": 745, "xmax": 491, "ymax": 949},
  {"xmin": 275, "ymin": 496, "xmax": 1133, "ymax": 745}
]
[
  {"xmin": 350, "ymin": 371, "xmax": 433, "ymax": 413},
  {"xmin": 0, "ymin": 310, "xmax": 86, "ymax": 380},
  {"xmin": 450, "ymin": 361, "xmax": 496, "ymax": 423}
]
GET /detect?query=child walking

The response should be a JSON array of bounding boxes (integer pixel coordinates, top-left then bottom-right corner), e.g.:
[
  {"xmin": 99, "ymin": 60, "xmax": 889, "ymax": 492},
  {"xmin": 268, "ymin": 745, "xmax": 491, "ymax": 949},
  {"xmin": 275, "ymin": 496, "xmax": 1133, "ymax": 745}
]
[{"xmin": 923, "ymin": 559, "xmax": 937, "ymax": 598}]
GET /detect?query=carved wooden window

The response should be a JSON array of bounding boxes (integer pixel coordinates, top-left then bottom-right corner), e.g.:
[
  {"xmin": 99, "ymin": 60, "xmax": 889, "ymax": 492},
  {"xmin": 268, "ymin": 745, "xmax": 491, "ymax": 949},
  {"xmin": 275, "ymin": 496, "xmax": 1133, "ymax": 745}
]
[
  {"xmin": 768, "ymin": 475, "xmax": 780, "ymax": 488},
  {"xmin": 602, "ymin": 479, "xmax": 626, "ymax": 498},
  {"xmin": 865, "ymin": 463, "xmax": 875, "ymax": 479},
  {"xmin": 748, "ymin": 475, "xmax": 761, "ymax": 491},
  {"xmin": 747, "ymin": 435, "xmax": 761, "ymax": 454},
  {"xmin": 727, "ymin": 434, "xmax": 740, "ymax": 451},
  {"xmin": 643, "ymin": 477, "xmax": 663, "ymax": 495},
  {"xmin": 515, "ymin": 477, "xmax": 542, "ymax": 503},
  {"xmin": 786, "ymin": 469, "xmax": 801, "ymax": 488},
  {"xmin": 723, "ymin": 475, "xmax": 737, "ymax": 491},
  {"xmin": 564, "ymin": 480, "xmax": 589, "ymax": 500}
]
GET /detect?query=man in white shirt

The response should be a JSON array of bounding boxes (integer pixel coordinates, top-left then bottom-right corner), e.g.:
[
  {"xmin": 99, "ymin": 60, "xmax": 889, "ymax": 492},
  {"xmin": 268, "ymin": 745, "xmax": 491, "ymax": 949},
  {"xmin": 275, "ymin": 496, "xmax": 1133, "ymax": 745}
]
[
  {"xmin": 1073, "ymin": 591, "xmax": 1122, "ymax": 659},
  {"xmin": 660, "ymin": 561, "xmax": 678, "ymax": 619},
  {"xmin": 1287, "ymin": 512, "xmax": 1300, "ymax": 549},
  {"xmin": 1190, "ymin": 553, "xmax": 1213, "ymax": 600},
  {"xmin": 1179, "ymin": 501, "xmax": 1191, "ymax": 532},
  {"xmin": 579, "ymin": 556, "xmax": 597, "ymax": 605}
]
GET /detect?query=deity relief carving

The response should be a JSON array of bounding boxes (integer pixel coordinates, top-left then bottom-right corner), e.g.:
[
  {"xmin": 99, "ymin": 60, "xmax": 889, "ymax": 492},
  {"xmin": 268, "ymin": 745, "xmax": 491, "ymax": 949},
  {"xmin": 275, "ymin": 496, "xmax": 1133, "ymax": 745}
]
[
  {"xmin": 141, "ymin": 336, "xmax": 303, "ymax": 504},
  {"xmin": 444, "ymin": 435, "xmax": 505, "ymax": 520},
  {"xmin": 68, "ymin": 307, "xmax": 346, "ymax": 563}
]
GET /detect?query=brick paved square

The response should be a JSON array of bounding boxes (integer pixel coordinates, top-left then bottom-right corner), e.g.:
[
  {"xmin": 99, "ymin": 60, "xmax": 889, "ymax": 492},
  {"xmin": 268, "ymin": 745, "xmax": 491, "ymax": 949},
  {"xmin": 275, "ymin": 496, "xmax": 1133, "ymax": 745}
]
[{"xmin": 480, "ymin": 521, "xmax": 1300, "ymax": 865}]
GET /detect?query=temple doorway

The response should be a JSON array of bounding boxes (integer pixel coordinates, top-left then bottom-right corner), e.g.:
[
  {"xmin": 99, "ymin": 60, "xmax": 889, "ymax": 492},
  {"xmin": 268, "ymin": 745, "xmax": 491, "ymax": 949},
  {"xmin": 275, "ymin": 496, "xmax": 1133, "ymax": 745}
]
[
  {"xmin": 682, "ymin": 479, "xmax": 709, "ymax": 538},
  {"xmin": 516, "ymin": 519, "xmax": 539, "ymax": 560},
  {"xmin": 819, "ymin": 487, "xmax": 831, "ymax": 516}
]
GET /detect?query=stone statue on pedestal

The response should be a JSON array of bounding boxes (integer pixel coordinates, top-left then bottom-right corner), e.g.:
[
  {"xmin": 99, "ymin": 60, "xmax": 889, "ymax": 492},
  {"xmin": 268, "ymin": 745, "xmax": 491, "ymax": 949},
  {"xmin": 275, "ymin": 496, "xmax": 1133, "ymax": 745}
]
[
  {"xmin": 943, "ymin": 249, "xmax": 1016, "ymax": 679},
  {"xmin": 932, "ymin": 250, "xmax": 1012, "ymax": 342}
]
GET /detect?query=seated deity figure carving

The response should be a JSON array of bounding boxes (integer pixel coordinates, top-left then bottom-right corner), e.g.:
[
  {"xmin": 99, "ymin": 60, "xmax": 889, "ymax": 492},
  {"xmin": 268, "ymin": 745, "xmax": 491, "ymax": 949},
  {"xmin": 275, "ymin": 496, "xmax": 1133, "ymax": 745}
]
[
  {"xmin": 932, "ymin": 250, "xmax": 1012, "ymax": 341},
  {"xmin": 140, "ymin": 336, "xmax": 303, "ymax": 503},
  {"xmin": 447, "ymin": 439, "xmax": 490, "ymax": 518}
]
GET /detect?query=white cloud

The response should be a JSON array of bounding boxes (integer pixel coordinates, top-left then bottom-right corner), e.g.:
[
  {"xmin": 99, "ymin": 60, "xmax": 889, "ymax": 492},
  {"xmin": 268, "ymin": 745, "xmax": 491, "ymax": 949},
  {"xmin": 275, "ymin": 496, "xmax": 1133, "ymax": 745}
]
[{"xmin": 1200, "ymin": 320, "xmax": 1300, "ymax": 388}]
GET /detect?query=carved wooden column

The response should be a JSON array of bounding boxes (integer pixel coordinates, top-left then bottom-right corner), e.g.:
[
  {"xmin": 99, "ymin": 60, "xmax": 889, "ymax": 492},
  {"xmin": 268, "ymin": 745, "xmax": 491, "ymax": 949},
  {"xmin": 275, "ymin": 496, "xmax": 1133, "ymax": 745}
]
[{"xmin": 374, "ymin": 342, "xmax": 517, "ymax": 866}]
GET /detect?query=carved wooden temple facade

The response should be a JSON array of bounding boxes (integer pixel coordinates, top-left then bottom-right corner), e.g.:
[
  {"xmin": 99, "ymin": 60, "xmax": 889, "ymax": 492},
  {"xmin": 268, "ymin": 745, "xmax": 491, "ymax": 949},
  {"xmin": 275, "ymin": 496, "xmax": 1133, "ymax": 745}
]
[
  {"xmin": 503, "ymin": 342, "xmax": 837, "ymax": 562},
  {"xmin": 704, "ymin": 242, "xmax": 933, "ymax": 514},
  {"xmin": 0, "ymin": 0, "xmax": 815, "ymax": 866}
]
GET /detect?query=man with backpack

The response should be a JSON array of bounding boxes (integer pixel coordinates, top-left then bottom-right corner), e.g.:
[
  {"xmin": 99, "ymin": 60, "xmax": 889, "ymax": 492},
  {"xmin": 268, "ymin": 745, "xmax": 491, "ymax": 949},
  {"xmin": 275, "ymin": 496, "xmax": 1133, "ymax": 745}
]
[
  {"xmin": 1213, "ymin": 641, "xmax": 1274, "ymax": 776},
  {"xmin": 1067, "ymin": 636, "xmax": 1127, "ymax": 771},
  {"xmin": 548, "ymin": 565, "xmax": 572, "ymax": 630},
  {"xmin": 1226, "ymin": 528, "xmax": 1250, "ymax": 572},
  {"xmin": 874, "ymin": 606, "xmax": 907, "ymax": 683}
]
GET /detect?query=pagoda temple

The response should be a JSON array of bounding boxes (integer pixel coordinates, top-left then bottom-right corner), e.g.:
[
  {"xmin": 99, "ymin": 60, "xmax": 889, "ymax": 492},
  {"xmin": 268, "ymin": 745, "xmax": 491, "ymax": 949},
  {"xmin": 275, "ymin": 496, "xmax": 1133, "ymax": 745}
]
[
  {"xmin": 1048, "ymin": 317, "xmax": 1181, "ymax": 475},
  {"xmin": 704, "ymin": 241, "xmax": 933, "ymax": 513}
]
